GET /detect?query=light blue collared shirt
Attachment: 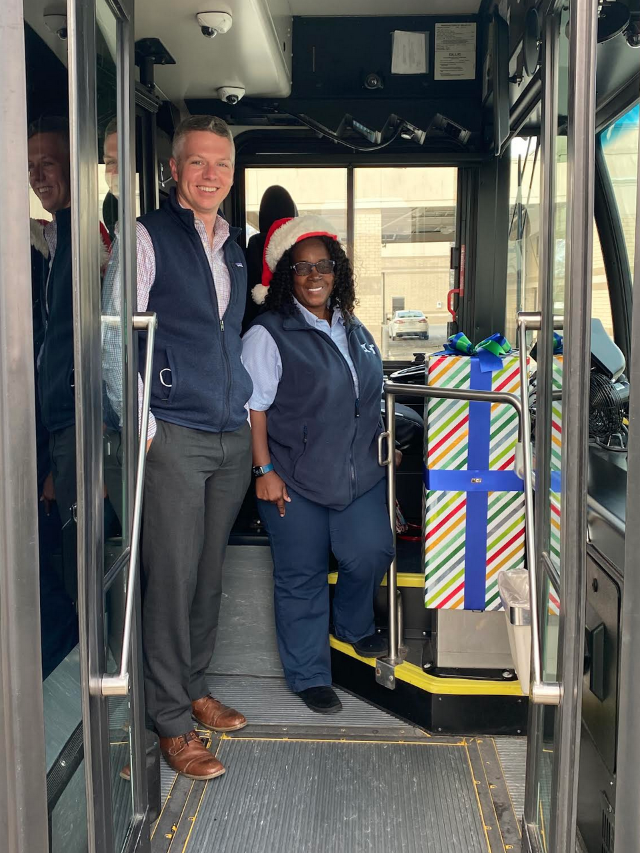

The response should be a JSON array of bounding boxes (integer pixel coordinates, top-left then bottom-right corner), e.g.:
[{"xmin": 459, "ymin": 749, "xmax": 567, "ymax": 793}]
[{"xmin": 242, "ymin": 299, "xmax": 359, "ymax": 411}]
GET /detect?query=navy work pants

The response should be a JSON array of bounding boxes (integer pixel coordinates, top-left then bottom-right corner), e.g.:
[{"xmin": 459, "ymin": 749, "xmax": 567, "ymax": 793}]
[{"xmin": 258, "ymin": 478, "xmax": 394, "ymax": 693}]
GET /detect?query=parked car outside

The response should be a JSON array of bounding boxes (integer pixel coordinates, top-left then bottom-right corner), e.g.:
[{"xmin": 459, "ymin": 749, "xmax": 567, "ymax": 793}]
[{"xmin": 388, "ymin": 310, "xmax": 430, "ymax": 340}]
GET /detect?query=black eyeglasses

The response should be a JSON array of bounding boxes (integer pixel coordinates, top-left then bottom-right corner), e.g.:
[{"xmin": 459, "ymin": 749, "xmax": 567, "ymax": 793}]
[{"xmin": 290, "ymin": 259, "xmax": 336, "ymax": 276}]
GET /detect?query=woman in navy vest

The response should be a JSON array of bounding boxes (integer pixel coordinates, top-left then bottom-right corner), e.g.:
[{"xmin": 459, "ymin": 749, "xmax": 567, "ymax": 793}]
[{"xmin": 242, "ymin": 216, "xmax": 394, "ymax": 714}]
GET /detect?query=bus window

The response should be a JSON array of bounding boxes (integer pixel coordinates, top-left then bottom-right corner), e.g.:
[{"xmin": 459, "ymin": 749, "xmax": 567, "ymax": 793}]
[
  {"xmin": 593, "ymin": 221, "xmax": 614, "ymax": 337},
  {"xmin": 245, "ymin": 166, "xmax": 456, "ymax": 359},
  {"xmin": 601, "ymin": 103, "xmax": 639, "ymax": 276},
  {"xmin": 506, "ymin": 136, "xmax": 541, "ymax": 343},
  {"xmin": 245, "ymin": 168, "xmax": 348, "ymax": 245}
]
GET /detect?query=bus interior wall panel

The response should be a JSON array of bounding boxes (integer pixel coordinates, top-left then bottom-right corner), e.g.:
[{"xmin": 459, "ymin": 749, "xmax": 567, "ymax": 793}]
[
  {"xmin": 472, "ymin": 154, "xmax": 510, "ymax": 341},
  {"xmin": 291, "ymin": 15, "xmax": 482, "ymax": 101}
]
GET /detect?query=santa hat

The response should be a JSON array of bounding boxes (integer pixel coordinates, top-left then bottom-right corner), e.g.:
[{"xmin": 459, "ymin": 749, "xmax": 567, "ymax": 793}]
[{"xmin": 251, "ymin": 214, "xmax": 338, "ymax": 305}]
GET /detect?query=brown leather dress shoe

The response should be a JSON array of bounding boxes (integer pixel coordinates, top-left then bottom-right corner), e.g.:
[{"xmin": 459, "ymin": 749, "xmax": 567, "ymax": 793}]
[
  {"xmin": 159, "ymin": 731, "xmax": 226, "ymax": 780},
  {"xmin": 192, "ymin": 695, "xmax": 247, "ymax": 732}
]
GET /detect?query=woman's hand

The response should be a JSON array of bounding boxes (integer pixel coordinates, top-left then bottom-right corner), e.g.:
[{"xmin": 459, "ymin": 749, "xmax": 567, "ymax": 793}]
[
  {"xmin": 395, "ymin": 449, "xmax": 402, "ymax": 468},
  {"xmin": 256, "ymin": 470, "xmax": 291, "ymax": 517}
]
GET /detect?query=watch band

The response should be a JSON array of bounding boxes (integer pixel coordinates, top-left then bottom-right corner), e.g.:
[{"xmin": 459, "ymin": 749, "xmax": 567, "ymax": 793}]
[{"xmin": 252, "ymin": 463, "xmax": 274, "ymax": 478}]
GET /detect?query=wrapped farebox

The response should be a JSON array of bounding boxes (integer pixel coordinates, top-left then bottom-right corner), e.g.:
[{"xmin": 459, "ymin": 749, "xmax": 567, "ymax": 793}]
[{"xmin": 423, "ymin": 334, "xmax": 527, "ymax": 612}]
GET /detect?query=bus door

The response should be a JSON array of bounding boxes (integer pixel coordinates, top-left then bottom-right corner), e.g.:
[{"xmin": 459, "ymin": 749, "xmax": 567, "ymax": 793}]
[
  {"xmin": 0, "ymin": 1, "xmax": 152, "ymax": 851},
  {"xmin": 522, "ymin": 2, "xmax": 597, "ymax": 851},
  {"xmin": 66, "ymin": 0, "xmax": 154, "ymax": 849}
]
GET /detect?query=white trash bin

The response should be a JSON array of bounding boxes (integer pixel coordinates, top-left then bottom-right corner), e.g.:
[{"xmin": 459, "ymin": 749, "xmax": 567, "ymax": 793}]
[{"xmin": 497, "ymin": 569, "xmax": 531, "ymax": 696}]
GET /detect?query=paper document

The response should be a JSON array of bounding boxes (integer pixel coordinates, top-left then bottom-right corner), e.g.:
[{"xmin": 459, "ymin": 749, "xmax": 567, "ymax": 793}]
[
  {"xmin": 434, "ymin": 22, "xmax": 476, "ymax": 81},
  {"xmin": 391, "ymin": 31, "xmax": 427, "ymax": 76}
]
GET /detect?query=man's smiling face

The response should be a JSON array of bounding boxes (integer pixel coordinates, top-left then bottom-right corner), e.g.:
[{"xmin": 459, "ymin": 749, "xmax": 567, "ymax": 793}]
[
  {"xmin": 28, "ymin": 132, "xmax": 71, "ymax": 214},
  {"xmin": 170, "ymin": 130, "xmax": 234, "ymax": 220}
]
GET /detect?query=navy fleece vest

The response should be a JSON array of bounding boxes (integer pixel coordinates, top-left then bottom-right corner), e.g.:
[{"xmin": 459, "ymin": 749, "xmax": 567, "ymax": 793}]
[
  {"xmin": 38, "ymin": 207, "xmax": 74, "ymax": 433},
  {"xmin": 251, "ymin": 309, "xmax": 385, "ymax": 510},
  {"xmin": 138, "ymin": 190, "xmax": 252, "ymax": 433}
]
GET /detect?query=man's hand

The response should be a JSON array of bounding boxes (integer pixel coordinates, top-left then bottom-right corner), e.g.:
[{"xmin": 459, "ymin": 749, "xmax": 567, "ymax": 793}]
[
  {"xmin": 40, "ymin": 471, "xmax": 56, "ymax": 516},
  {"xmin": 256, "ymin": 471, "xmax": 291, "ymax": 517},
  {"xmin": 395, "ymin": 449, "xmax": 403, "ymax": 468},
  {"xmin": 146, "ymin": 437, "xmax": 153, "ymax": 453}
]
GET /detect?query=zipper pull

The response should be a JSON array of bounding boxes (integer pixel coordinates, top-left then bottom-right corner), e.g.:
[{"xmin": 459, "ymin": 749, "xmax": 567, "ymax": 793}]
[
  {"xmin": 220, "ymin": 319, "xmax": 224, "ymax": 332},
  {"xmin": 355, "ymin": 398, "xmax": 360, "ymax": 418},
  {"xmin": 303, "ymin": 425, "xmax": 308, "ymax": 444}
]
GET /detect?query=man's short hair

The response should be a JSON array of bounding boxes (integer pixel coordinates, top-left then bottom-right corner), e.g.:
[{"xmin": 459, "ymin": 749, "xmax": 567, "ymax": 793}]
[
  {"xmin": 171, "ymin": 115, "xmax": 235, "ymax": 164},
  {"xmin": 28, "ymin": 116, "xmax": 70, "ymax": 148},
  {"xmin": 104, "ymin": 117, "xmax": 118, "ymax": 140}
]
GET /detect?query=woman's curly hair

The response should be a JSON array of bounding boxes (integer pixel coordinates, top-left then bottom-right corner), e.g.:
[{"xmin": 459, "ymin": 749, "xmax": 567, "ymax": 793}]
[{"xmin": 264, "ymin": 236, "xmax": 357, "ymax": 317}]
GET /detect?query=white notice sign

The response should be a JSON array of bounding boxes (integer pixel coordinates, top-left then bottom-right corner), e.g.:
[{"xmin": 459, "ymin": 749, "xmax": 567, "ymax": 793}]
[
  {"xmin": 434, "ymin": 22, "xmax": 476, "ymax": 81},
  {"xmin": 391, "ymin": 31, "xmax": 427, "ymax": 76}
]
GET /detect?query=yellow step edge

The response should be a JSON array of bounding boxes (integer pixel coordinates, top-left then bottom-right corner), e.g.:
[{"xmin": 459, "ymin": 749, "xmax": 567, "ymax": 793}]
[
  {"xmin": 327, "ymin": 572, "xmax": 425, "ymax": 588},
  {"xmin": 329, "ymin": 636, "xmax": 524, "ymax": 698}
]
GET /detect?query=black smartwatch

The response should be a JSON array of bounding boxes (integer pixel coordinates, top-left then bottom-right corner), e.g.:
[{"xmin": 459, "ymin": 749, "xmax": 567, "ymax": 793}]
[{"xmin": 252, "ymin": 463, "xmax": 274, "ymax": 478}]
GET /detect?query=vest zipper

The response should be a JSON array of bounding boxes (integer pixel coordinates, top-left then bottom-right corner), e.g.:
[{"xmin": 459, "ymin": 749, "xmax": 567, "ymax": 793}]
[
  {"xmin": 309, "ymin": 325, "xmax": 363, "ymax": 503},
  {"xmin": 194, "ymin": 228, "xmax": 231, "ymax": 430}
]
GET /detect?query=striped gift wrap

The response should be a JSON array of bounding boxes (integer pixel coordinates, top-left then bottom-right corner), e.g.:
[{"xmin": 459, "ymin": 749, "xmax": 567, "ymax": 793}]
[{"xmin": 423, "ymin": 352, "xmax": 527, "ymax": 611}]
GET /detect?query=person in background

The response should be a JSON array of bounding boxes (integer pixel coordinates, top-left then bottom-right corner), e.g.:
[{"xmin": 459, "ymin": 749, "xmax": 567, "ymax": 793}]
[
  {"xmin": 29, "ymin": 215, "xmax": 78, "ymax": 679},
  {"xmin": 243, "ymin": 185, "xmax": 297, "ymax": 332},
  {"xmin": 28, "ymin": 116, "xmax": 111, "ymax": 601},
  {"xmin": 242, "ymin": 215, "xmax": 394, "ymax": 714}
]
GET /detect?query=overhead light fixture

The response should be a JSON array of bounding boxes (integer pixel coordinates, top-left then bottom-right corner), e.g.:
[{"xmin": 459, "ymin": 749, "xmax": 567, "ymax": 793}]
[{"xmin": 196, "ymin": 11, "xmax": 233, "ymax": 39}]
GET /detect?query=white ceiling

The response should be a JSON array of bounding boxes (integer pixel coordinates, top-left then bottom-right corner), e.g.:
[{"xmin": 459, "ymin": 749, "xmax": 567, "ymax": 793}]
[
  {"xmin": 23, "ymin": 0, "xmax": 483, "ymax": 104},
  {"xmin": 287, "ymin": 0, "xmax": 482, "ymax": 13},
  {"xmin": 135, "ymin": 0, "xmax": 292, "ymax": 101}
]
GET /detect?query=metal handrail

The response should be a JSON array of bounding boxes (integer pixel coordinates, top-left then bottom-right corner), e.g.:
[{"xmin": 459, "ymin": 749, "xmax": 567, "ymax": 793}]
[
  {"xmin": 101, "ymin": 312, "xmax": 157, "ymax": 697},
  {"xmin": 376, "ymin": 379, "xmax": 524, "ymax": 687},
  {"xmin": 517, "ymin": 311, "xmax": 563, "ymax": 706}
]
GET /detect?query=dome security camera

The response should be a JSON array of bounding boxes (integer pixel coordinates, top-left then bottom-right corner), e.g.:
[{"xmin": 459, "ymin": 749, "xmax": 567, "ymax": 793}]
[
  {"xmin": 217, "ymin": 86, "xmax": 245, "ymax": 105},
  {"xmin": 196, "ymin": 12, "xmax": 233, "ymax": 39},
  {"xmin": 44, "ymin": 13, "xmax": 68, "ymax": 40}
]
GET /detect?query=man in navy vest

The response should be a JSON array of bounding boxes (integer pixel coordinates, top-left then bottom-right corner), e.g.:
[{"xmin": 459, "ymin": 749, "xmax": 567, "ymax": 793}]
[
  {"xmin": 135, "ymin": 116, "xmax": 253, "ymax": 781},
  {"xmin": 28, "ymin": 118, "xmax": 78, "ymax": 602}
]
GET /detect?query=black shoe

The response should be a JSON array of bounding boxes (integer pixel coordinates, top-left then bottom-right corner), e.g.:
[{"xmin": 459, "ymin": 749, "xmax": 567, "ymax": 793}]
[
  {"xmin": 352, "ymin": 633, "xmax": 388, "ymax": 659},
  {"xmin": 296, "ymin": 686, "xmax": 342, "ymax": 714}
]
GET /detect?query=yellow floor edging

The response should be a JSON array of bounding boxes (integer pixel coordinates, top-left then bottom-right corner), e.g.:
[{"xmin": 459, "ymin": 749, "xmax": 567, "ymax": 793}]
[
  {"xmin": 329, "ymin": 636, "xmax": 524, "ymax": 697},
  {"xmin": 328, "ymin": 571, "xmax": 425, "ymax": 588}
]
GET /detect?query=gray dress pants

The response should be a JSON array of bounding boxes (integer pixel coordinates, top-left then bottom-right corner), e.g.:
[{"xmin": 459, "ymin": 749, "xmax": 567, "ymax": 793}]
[{"xmin": 141, "ymin": 418, "xmax": 251, "ymax": 737}]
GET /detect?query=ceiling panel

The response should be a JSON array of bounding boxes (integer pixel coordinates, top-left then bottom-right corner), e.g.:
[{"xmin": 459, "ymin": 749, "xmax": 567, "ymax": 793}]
[{"xmin": 135, "ymin": 0, "xmax": 291, "ymax": 101}]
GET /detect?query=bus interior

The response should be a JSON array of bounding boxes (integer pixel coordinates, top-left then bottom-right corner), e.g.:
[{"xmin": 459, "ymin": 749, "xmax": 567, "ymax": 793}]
[{"xmin": 3, "ymin": 1, "xmax": 640, "ymax": 852}]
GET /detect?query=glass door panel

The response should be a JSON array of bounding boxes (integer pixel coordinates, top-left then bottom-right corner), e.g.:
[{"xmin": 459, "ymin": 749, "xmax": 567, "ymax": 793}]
[
  {"xmin": 23, "ymin": 0, "xmax": 88, "ymax": 847},
  {"xmin": 523, "ymin": 6, "xmax": 569, "ymax": 851},
  {"xmin": 95, "ymin": 0, "xmax": 137, "ymax": 847},
  {"xmin": 524, "ymin": 1, "xmax": 596, "ymax": 850}
]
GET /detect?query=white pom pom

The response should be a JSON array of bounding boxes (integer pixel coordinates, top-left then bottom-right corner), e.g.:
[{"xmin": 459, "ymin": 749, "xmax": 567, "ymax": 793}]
[{"xmin": 251, "ymin": 283, "xmax": 268, "ymax": 304}]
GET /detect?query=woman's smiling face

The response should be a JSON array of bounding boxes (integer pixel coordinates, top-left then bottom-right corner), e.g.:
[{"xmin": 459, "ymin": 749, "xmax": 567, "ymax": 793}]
[{"xmin": 290, "ymin": 238, "xmax": 335, "ymax": 318}]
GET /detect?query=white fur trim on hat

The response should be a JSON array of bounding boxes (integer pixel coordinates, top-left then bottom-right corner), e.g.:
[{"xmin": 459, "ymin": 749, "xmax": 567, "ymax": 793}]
[
  {"xmin": 264, "ymin": 215, "xmax": 338, "ymax": 274},
  {"xmin": 252, "ymin": 282, "xmax": 268, "ymax": 305}
]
